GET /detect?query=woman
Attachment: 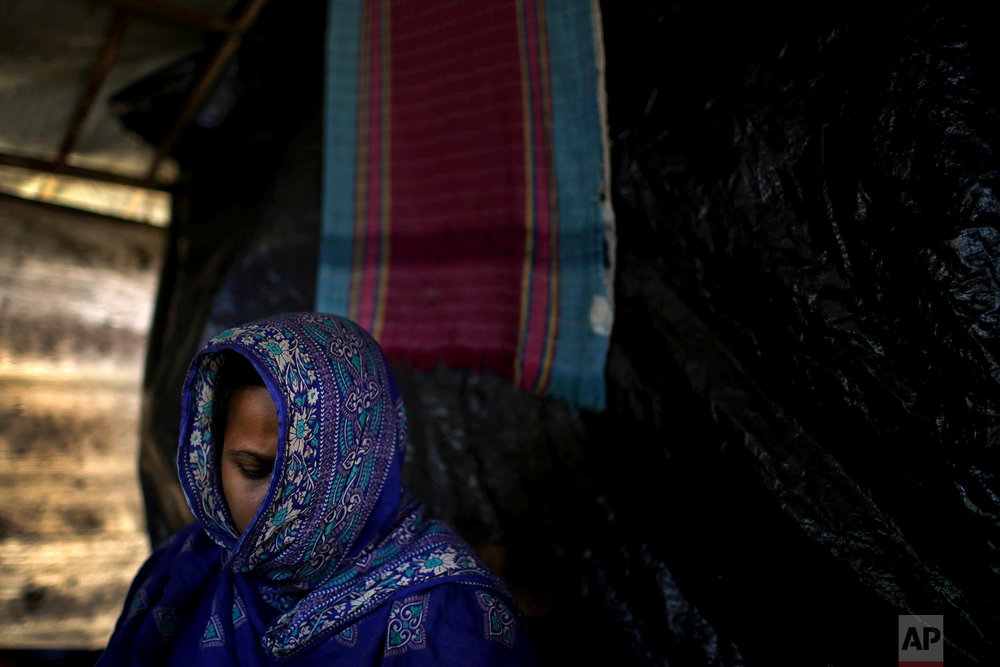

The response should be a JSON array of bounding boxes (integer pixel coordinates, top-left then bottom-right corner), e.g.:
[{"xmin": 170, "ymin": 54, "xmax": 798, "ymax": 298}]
[{"xmin": 100, "ymin": 313, "xmax": 535, "ymax": 665}]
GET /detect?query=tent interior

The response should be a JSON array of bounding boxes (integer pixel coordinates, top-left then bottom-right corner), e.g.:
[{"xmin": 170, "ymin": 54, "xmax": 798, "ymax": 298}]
[{"xmin": 1, "ymin": 1, "xmax": 999, "ymax": 665}]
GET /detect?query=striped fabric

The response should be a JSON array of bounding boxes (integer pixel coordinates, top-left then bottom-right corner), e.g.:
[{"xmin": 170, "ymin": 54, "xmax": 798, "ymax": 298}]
[{"xmin": 317, "ymin": 0, "xmax": 611, "ymax": 410}]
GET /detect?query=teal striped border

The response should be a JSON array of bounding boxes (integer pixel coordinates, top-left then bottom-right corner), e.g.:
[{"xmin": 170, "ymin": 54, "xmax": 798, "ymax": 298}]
[
  {"xmin": 317, "ymin": 0, "xmax": 363, "ymax": 318},
  {"xmin": 545, "ymin": 0, "xmax": 609, "ymax": 411}
]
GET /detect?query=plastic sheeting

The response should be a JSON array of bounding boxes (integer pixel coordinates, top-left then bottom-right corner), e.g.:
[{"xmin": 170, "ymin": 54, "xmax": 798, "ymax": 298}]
[
  {"xmin": 600, "ymin": 2, "xmax": 999, "ymax": 664},
  {"xmin": 135, "ymin": 1, "xmax": 999, "ymax": 665}
]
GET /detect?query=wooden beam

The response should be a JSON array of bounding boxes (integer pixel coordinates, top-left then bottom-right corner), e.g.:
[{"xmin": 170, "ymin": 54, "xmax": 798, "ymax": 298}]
[
  {"xmin": 0, "ymin": 151, "xmax": 173, "ymax": 191},
  {"xmin": 105, "ymin": 0, "xmax": 240, "ymax": 33},
  {"xmin": 59, "ymin": 9, "xmax": 132, "ymax": 161},
  {"xmin": 0, "ymin": 190, "xmax": 169, "ymax": 228},
  {"xmin": 146, "ymin": 0, "xmax": 270, "ymax": 180}
]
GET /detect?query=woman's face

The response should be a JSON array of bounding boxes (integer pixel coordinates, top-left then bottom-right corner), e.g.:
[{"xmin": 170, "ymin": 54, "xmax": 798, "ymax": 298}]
[{"xmin": 220, "ymin": 386, "xmax": 279, "ymax": 535}]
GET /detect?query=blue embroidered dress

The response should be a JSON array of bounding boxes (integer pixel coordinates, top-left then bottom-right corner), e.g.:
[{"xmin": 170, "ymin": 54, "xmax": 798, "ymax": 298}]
[{"xmin": 99, "ymin": 313, "xmax": 535, "ymax": 665}]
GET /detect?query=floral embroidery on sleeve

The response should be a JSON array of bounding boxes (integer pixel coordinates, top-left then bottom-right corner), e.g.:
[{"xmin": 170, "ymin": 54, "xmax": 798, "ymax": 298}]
[
  {"xmin": 200, "ymin": 613, "xmax": 226, "ymax": 648},
  {"xmin": 384, "ymin": 592, "xmax": 430, "ymax": 656},
  {"xmin": 475, "ymin": 590, "xmax": 515, "ymax": 648},
  {"xmin": 232, "ymin": 594, "xmax": 248, "ymax": 628},
  {"xmin": 335, "ymin": 623, "xmax": 358, "ymax": 647},
  {"xmin": 153, "ymin": 607, "xmax": 178, "ymax": 638}
]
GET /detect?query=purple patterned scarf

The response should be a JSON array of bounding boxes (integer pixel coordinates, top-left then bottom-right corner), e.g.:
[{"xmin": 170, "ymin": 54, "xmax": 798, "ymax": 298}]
[{"xmin": 99, "ymin": 313, "xmax": 534, "ymax": 664}]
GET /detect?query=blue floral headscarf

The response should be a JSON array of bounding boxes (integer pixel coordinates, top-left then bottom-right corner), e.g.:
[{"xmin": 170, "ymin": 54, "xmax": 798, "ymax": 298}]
[
  {"xmin": 99, "ymin": 313, "xmax": 535, "ymax": 665},
  {"xmin": 180, "ymin": 312, "xmax": 406, "ymax": 590}
]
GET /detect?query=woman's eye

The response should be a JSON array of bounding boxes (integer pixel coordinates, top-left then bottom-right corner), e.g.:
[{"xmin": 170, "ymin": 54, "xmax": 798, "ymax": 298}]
[{"xmin": 239, "ymin": 465, "xmax": 272, "ymax": 481}]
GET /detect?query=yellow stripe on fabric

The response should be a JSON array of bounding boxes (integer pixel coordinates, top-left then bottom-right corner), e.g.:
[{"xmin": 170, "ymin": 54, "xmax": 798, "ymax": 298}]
[
  {"xmin": 513, "ymin": 0, "xmax": 534, "ymax": 388},
  {"xmin": 373, "ymin": 0, "xmax": 392, "ymax": 341},
  {"xmin": 349, "ymin": 0, "xmax": 374, "ymax": 322}
]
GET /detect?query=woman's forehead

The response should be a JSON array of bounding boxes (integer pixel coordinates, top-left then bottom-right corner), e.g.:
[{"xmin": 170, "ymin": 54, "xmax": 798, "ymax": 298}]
[{"xmin": 223, "ymin": 387, "xmax": 279, "ymax": 454}]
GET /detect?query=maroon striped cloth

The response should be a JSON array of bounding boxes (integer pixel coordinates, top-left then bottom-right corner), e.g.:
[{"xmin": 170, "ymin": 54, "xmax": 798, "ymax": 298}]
[{"xmin": 319, "ymin": 0, "xmax": 610, "ymax": 409}]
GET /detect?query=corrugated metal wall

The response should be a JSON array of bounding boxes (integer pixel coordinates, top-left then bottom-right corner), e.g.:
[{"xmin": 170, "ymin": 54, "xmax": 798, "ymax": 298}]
[{"xmin": 0, "ymin": 194, "xmax": 163, "ymax": 648}]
